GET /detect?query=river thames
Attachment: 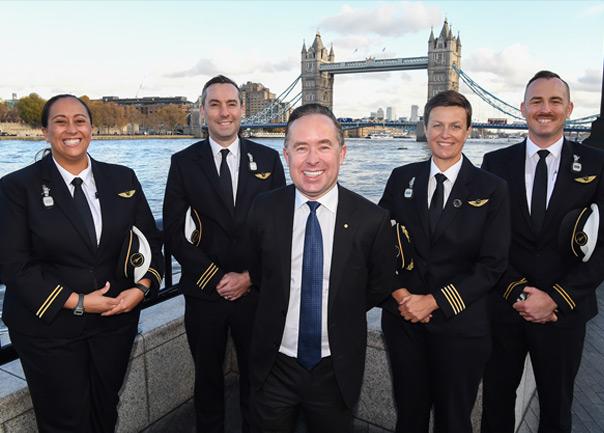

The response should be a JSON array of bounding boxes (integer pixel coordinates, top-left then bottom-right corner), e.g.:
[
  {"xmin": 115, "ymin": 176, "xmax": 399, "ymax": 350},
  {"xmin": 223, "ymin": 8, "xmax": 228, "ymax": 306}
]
[
  {"xmin": 0, "ymin": 137, "xmax": 519, "ymax": 215},
  {"xmin": 0, "ymin": 136, "xmax": 520, "ymax": 334}
]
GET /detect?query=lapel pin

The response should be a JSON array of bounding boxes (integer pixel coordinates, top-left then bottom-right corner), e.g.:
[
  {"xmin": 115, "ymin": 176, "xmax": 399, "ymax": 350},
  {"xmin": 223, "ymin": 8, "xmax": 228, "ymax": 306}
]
[
  {"xmin": 572, "ymin": 154, "xmax": 582, "ymax": 173},
  {"xmin": 41, "ymin": 184, "xmax": 54, "ymax": 208},
  {"xmin": 247, "ymin": 152, "xmax": 257, "ymax": 172},
  {"xmin": 404, "ymin": 176, "xmax": 415, "ymax": 199},
  {"xmin": 453, "ymin": 198, "xmax": 462, "ymax": 208},
  {"xmin": 344, "ymin": 223, "xmax": 349, "ymax": 229}
]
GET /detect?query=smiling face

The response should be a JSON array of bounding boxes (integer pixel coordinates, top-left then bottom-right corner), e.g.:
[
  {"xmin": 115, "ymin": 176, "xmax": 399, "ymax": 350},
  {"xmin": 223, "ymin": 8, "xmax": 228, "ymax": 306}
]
[
  {"xmin": 425, "ymin": 106, "xmax": 471, "ymax": 171},
  {"xmin": 521, "ymin": 77, "xmax": 573, "ymax": 148},
  {"xmin": 43, "ymin": 96, "xmax": 92, "ymax": 174},
  {"xmin": 201, "ymin": 83, "xmax": 242, "ymax": 147},
  {"xmin": 284, "ymin": 113, "xmax": 346, "ymax": 200}
]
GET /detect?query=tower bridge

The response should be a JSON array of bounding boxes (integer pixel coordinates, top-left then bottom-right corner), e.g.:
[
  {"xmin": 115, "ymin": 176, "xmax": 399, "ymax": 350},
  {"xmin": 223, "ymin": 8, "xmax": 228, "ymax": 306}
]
[
  {"xmin": 238, "ymin": 19, "xmax": 596, "ymax": 133},
  {"xmin": 301, "ymin": 19, "xmax": 461, "ymax": 109}
]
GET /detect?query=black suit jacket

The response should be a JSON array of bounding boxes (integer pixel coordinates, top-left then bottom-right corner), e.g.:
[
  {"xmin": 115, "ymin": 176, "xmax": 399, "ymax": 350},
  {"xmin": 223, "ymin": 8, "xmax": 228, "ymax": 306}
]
[
  {"xmin": 247, "ymin": 184, "xmax": 396, "ymax": 408},
  {"xmin": 482, "ymin": 139, "xmax": 604, "ymax": 327},
  {"xmin": 379, "ymin": 156, "xmax": 510, "ymax": 336},
  {"xmin": 0, "ymin": 154, "xmax": 164, "ymax": 338},
  {"xmin": 163, "ymin": 138, "xmax": 285, "ymax": 299}
]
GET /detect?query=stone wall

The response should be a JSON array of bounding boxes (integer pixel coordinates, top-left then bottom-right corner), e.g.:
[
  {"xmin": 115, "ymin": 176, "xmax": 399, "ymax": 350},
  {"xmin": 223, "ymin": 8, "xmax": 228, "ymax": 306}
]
[{"xmin": 0, "ymin": 299, "xmax": 536, "ymax": 432}]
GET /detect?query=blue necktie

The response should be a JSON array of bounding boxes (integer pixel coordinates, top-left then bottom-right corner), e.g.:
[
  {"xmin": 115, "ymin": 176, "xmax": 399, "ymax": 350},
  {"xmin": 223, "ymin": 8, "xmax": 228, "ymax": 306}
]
[{"xmin": 298, "ymin": 201, "xmax": 323, "ymax": 370}]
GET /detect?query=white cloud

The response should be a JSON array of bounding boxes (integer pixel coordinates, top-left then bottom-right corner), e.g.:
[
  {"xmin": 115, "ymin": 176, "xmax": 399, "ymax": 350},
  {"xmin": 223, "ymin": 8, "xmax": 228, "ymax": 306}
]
[
  {"xmin": 319, "ymin": 2, "xmax": 442, "ymax": 37},
  {"xmin": 164, "ymin": 59, "xmax": 220, "ymax": 78},
  {"xmin": 464, "ymin": 44, "xmax": 545, "ymax": 89},
  {"xmin": 577, "ymin": 3, "xmax": 604, "ymax": 17},
  {"xmin": 573, "ymin": 69, "xmax": 603, "ymax": 92}
]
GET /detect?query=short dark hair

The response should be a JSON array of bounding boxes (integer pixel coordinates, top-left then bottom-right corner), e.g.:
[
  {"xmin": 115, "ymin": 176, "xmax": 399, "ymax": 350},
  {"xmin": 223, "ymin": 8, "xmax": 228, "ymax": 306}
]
[
  {"xmin": 423, "ymin": 90, "xmax": 472, "ymax": 128},
  {"xmin": 201, "ymin": 75, "xmax": 242, "ymax": 106},
  {"xmin": 524, "ymin": 70, "xmax": 571, "ymax": 100},
  {"xmin": 285, "ymin": 103, "xmax": 344, "ymax": 147},
  {"xmin": 41, "ymin": 94, "xmax": 93, "ymax": 128}
]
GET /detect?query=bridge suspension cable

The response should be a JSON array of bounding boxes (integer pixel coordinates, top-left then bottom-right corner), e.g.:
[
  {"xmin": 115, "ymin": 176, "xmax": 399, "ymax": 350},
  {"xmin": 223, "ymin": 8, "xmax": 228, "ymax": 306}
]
[
  {"xmin": 453, "ymin": 65, "xmax": 523, "ymax": 120},
  {"xmin": 454, "ymin": 65, "xmax": 598, "ymax": 125},
  {"xmin": 242, "ymin": 75, "xmax": 301, "ymax": 125}
]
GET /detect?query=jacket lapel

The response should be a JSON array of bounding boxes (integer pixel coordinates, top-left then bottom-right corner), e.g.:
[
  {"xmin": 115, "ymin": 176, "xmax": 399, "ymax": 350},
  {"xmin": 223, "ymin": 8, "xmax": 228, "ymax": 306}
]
[
  {"xmin": 432, "ymin": 156, "xmax": 471, "ymax": 242},
  {"xmin": 328, "ymin": 185, "xmax": 356, "ymax": 315},
  {"xmin": 413, "ymin": 160, "xmax": 431, "ymax": 244},
  {"xmin": 511, "ymin": 141, "xmax": 533, "ymax": 231},
  {"xmin": 279, "ymin": 186, "xmax": 295, "ymax": 305},
  {"xmin": 542, "ymin": 139, "xmax": 573, "ymax": 234},
  {"xmin": 234, "ymin": 139, "xmax": 250, "ymax": 216},
  {"xmin": 40, "ymin": 155, "xmax": 97, "ymax": 254},
  {"xmin": 195, "ymin": 139, "xmax": 234, "ymax": 216}
]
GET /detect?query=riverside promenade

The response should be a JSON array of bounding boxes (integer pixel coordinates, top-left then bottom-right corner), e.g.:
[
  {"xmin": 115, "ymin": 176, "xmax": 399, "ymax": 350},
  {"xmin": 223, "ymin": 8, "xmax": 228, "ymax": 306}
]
[
  {"xmin": 517, "ymin": 285, "xmax": 604, "ymax": 433},
  {"xmin": 145, "ymin": 286, "xmax": 604, "ymax": 433}
]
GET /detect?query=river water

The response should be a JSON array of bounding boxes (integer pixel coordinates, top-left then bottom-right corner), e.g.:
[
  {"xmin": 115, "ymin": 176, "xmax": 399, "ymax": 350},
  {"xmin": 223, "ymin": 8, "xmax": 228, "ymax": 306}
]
[{"xmin": 0, "ymin": 136, "xmax": 520, "ymax": 335}]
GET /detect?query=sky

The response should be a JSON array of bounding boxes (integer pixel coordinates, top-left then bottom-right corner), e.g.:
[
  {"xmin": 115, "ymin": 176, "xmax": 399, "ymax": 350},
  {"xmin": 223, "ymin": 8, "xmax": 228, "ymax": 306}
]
[{"xmin": 1, "ymin": 0, "xmax": 603, "ymax": 121}]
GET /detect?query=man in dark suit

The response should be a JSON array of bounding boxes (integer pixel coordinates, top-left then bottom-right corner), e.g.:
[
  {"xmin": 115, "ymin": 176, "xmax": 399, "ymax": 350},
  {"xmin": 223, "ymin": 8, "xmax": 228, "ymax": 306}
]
[
  {"xmin": 481, "ymin": 71, "xmax": 604, "ymax": 433},
  {"xmin": 379, "ymin": 90, "xmax": 510, "ymax": 433},
  {"xmin": 163, "ymin": 75, "xmax": 285, "ymax": 433},
  {"xmin": 247, "ymin": 103, "xmax": 395, "ymax": 433}
]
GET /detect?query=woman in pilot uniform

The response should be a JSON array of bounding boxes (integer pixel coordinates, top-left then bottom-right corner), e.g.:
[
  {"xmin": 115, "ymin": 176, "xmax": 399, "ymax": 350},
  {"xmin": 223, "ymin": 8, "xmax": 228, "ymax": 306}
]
[
  {"xmin": 0, "ymin": 95, "xmax": 163, "ymax": 433},
  {"xmin": 379, "ymin": 91, "xmax": 510, "ymax": 433}
]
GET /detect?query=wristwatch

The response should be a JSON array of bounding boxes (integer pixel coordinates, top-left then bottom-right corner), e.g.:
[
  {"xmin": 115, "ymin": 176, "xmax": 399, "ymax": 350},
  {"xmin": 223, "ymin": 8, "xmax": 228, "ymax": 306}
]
[
  {"xmin": 73, "ymin": 293, "xmax": 85, "ymax": 316},
  {"xmin": 134, "ymin": 283, "xmax": 151, "ymax": 298}
]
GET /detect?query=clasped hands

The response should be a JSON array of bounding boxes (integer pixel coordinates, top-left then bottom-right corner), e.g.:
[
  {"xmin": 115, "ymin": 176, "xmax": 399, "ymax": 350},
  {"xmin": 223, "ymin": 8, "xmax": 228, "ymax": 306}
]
[
  {"xmin": 64, "ymin": 280, "xmax": 149, "ymax": 316},
  {"xmin": 216, "ymin": 271, "xmax": 251, "ymax": 301},
  {"xmin": 393, "ymin": 288, "xmax": 438, "ymax": 323},
  {"xmin": 512, "ymin": 286, "xmax": 558, "ymax": 324}
]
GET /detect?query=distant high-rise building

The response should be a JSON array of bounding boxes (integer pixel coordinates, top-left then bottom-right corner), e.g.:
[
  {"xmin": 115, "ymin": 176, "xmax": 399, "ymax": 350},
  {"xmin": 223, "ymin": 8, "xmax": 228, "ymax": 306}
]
[
  {"xmin": 377, "ymin": 107, "xmax": 384, "ymax": 120},
  {"xmin": 386, "ymin": 106, "xmax": 396, "ymax": 121},
  {"xmin": 240, "ymin": 81, "xmax": 286, "ymax": 122},
  {"xmin": 410, "ymin": 105, "xmax": 419, "ymax": 122}
]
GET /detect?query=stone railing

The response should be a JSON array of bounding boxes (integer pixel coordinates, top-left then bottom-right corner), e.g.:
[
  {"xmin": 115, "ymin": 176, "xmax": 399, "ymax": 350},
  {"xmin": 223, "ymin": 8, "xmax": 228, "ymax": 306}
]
[{"xmin": 0, "ymin": 299, "xmax": 535, "ymax": 432}]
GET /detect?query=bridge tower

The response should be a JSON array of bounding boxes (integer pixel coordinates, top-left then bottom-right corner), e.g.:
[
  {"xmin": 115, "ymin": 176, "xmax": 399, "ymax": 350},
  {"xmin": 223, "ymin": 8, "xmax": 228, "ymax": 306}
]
[
  {"xmin": 427, "ymin": 19, "xmax": 461, "ymax": 99},
  {"xmin": 301, "ymin": 32, "xmax": 335, "ymax": 109}
]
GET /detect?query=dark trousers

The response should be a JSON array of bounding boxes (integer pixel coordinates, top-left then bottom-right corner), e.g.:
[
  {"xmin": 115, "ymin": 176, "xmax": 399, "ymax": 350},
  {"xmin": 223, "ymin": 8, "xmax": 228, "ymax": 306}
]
[
  {"xmin": 481, "ymin": 321, "xmax": 586, "ymax": 433},
  {"xmin": 382, "ymin": 311, "xmax": 491, "ymax": 433},
  {"xmin": 9, "ymin": 322, "xmax": 137, "ymax": 433},
  {"xmin": 185, "ymin": 292, "xmax": 258, "ymax": 433},
  {"xmin": 251, "ymin": 353, "xmax": 352, "ymax": 433}
]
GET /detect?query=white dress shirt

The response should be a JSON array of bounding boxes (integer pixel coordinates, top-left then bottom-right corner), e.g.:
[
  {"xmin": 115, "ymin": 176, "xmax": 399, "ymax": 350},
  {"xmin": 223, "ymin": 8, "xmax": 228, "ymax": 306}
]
[
  {"xmin": 209, "ymin": 137, "xmax": 240, "ymax": 204},
  {"xmin": 53, "ymin": 155, "xmax": 102, "ymax": 244},
  {"xmin": 427, "ymin": 157, "xmax": 463, "ymax": 208},
  {"xmin": 524, "ymin": 136, "xmax": 563, "ymax": 213},
  {"xmin": 279, "ymin": 185, "xmax": 338, "ymax": 359}
]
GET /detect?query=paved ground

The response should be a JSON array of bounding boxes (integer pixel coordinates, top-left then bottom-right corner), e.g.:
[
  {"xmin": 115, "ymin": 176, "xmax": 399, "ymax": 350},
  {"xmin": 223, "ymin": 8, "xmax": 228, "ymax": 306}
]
[
  {"xmin": 147, "ymin": 286, "xmax": 604, "ymax": 433},
  {"xmin": 517, "ymin": 285, "xmax": 604, "ymax": 433}
]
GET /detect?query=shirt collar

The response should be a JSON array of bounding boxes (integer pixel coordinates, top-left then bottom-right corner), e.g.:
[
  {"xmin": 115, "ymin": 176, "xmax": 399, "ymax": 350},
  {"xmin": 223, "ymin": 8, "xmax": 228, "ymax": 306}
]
[
  {"xmin": 295, "ymin": 183, "xmax": 339, "ymax": 214},
  {"xmin": 429, "ymin": 155, "xmax": 463, "ymax": 184},
  {"xmin": 526, "ymin": 136, "xmax": 563, "ymax": 160},
  {"xmin": 209, "ymin": 136, "xmax": 240, "ymax": 159},
  {"xmin": 53, "ymin": 154, "xmax": 94, "ymax": 187}
]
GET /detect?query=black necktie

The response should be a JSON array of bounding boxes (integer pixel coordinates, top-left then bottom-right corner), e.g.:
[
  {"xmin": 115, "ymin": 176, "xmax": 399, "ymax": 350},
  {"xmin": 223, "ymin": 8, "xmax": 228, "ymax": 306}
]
[
  {"xmin": 71, "ymin": 177, "xmax": 97, "ymax": 247},
  {"xmin": 298, "ymin": 201, "xmax": 323, "ymax": 370},
  {"xmin": 429, "ymin": 173, "xmax": 446, "ymax": 233},
  {"xmin": 531, "ymin": 149, "xmax": 549, "ymax": 233},
  {"xmin": 219, "ymin": 149, "xmax": 234, "ymax": 211}
]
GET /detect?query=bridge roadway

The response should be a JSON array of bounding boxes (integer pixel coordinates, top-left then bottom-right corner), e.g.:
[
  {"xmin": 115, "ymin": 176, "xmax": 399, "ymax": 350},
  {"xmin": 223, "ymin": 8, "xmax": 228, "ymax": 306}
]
[
  {"xmin": 241, "ymin": 120, "xmax": 592, "ymax": 132},
  {"xmin": 319, "ymin": 56, "xmax": 429, "ymax": 74}
]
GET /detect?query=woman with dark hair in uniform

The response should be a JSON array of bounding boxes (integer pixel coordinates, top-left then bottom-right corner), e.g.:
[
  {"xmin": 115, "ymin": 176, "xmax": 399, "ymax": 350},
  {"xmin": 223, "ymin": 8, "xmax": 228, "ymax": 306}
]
[{"xmin": 0, "ymin": 94, "xmax": 164, "ymax": 433}]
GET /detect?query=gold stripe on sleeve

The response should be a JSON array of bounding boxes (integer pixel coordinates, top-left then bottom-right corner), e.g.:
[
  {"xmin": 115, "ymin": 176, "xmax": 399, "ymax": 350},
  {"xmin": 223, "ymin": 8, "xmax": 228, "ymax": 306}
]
[
  {"xmin": 449, "ymin": 284, "xmax": 466, "ymax": 311},
  {"xmin": 199, "ymin": 266, "xmax": 219, "ymax": 290},
  {"xmin": 504, "ymin": 278, "xmax": 527, "ymax": 300},
  {"xmin": 148, "ymin": 267, "xmax": 162, "ymax": 286},
  {"xmin": 441, "ymin": 286, "xmax": 460, "ymax": 315},
  {"xmin": 196, "ymin": 263, "xmax": 217, "ymax": 287},
  {"xmin": 553, "ymin": 284, "xmax": 576, "ymax": 310},
  {"xmin": 36, "ymin": 285, "xmax": 64, "ymax": 318}
]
